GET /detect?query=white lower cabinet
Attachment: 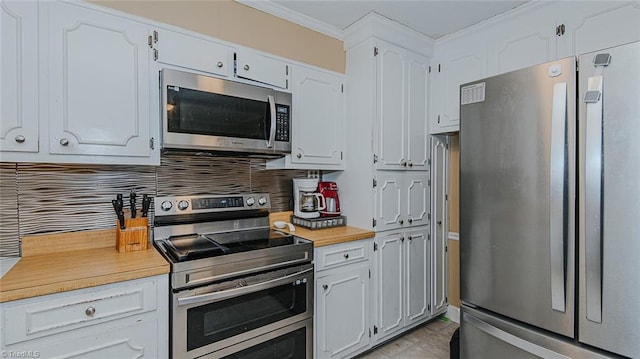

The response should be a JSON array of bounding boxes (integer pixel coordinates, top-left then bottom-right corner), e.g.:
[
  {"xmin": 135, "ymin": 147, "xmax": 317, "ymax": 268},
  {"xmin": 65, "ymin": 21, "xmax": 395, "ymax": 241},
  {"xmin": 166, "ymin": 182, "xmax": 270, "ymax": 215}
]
[
  {"xmin": 0, "ymin": 275, "xmax": 168, "ymax": 358},
  {"xmin": 372, "ymin": 227, "xmax": 431, "ymax": 344},
  {"xmin": 315, "ymin": 239, "xmax": 371, "ymax": 359}
]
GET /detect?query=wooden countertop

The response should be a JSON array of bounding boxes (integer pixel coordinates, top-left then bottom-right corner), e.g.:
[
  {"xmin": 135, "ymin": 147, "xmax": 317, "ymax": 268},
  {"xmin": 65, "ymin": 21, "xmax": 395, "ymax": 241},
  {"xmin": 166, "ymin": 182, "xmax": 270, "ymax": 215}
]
[
  {"xmin": 270, "ymin": 212, "xmax": 375, "ymax": 247},
  {"xmin": 0, "ymin": 229, "xmax": 169, "ymax": 303}
]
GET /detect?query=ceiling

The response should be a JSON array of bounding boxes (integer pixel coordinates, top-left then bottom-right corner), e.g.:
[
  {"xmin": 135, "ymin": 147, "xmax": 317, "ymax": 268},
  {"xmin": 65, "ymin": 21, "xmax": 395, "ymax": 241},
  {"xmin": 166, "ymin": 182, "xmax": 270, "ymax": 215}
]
[{"xmin": 238, "ymin": 0, "xmax": 529, "ymax": 40}]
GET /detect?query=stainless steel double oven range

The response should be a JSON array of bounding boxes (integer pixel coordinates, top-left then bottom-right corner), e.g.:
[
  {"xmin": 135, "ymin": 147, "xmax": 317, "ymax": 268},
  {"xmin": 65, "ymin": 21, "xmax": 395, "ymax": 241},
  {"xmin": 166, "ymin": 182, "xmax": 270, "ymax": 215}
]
[{"xmin": 153, "ymin": 193, "xmax": 314, "ymax": 359}]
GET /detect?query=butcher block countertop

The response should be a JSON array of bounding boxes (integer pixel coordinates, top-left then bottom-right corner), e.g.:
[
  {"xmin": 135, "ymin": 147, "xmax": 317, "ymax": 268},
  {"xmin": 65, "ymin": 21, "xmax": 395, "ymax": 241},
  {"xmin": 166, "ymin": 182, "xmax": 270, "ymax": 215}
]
[
  {"xmin": 270, "ymin": 212, "xmax": 375, "ymax": 247},
  {"xmin": 0, "ymin": 229, "xmax": 169, "ymax": 303}
]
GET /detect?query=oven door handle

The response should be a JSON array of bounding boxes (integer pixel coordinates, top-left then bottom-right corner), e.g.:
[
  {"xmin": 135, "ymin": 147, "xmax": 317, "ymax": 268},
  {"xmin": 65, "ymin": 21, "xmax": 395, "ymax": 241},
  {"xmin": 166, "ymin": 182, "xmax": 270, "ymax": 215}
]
[{"xmin": 177, "ymin": 267, "xmax": 312, "ymax": 307}]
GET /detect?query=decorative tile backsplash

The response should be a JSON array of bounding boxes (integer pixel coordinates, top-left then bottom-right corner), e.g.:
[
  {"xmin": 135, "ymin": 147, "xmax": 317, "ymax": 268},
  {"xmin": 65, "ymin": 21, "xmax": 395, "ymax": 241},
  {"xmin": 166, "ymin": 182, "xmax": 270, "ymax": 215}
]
[{"xmin": 0, "ymin": 155, "xmax": 307, "ymax": 257}]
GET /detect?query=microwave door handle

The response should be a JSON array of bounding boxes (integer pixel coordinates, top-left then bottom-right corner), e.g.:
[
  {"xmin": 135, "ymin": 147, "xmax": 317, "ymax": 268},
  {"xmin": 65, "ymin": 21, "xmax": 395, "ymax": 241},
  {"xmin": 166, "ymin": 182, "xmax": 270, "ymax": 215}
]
[{"xmin": 266, "ymin": 95, "xmax": 276, "ymax": 148}]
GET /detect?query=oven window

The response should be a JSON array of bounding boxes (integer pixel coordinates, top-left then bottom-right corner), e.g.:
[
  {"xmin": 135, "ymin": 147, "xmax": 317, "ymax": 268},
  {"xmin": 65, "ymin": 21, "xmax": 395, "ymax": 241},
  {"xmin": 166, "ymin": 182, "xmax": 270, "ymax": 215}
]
[
  {"xmin": 167, "ymin": 86, "xmax": 269, "ymax": 140},
  {"xmin": 221, "ymin": 327, "xmax": 307, "ymax": 359},
  {"xmin": 186, "ymin": 280, "xmax": 307, "ymax": 351}
]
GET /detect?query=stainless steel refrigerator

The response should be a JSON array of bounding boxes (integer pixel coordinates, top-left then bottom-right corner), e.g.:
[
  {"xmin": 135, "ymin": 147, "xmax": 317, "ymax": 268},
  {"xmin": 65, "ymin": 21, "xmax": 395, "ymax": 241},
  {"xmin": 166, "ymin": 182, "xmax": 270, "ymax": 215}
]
[{"xmin": 459, "ymin": 41, "xmax": 640, "ymax": 358}]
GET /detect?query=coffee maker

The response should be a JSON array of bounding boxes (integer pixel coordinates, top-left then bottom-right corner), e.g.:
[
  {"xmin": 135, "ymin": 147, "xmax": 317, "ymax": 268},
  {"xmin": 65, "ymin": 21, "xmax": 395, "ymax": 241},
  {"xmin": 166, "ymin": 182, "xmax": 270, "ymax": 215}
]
[
  {"xmin": 318, "ymin": 181, "xmax": 341, "ymax": 217},
  {"xmin": 293, "ymin": 178, "xmax": 325, "ymax": 219}
]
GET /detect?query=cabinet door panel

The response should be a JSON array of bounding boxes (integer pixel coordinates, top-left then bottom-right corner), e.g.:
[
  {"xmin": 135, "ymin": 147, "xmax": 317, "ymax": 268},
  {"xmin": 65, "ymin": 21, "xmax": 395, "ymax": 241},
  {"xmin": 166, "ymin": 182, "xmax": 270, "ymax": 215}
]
[
  {"xmin": 316, "ymin": 266, "xmax": 369, "ymax": 359},
  {"xmin": 236, "ymin": 50, "xmax": 288, "ymax": 89},
  {"xmin": 439, "ymin": 54, "xmax": 484, "ymax": 131},
  {"xmin": 47, "ymin": 2, "xmax": 151, "ymax": 158},
  {"xmin": 376, "ymin": 44, "xmax": 405, "ymax": 169},
  {"xmin": 290, "ymin": 66, "xmax": 344, "ymax": 165},
  {"xmin": 0, "ymin": 0, "xmax": 38, "ymax": 153},
  {"xmin": 156, "ymin": 28, "xmax": 233, "ymax": 77},
  {"xmin": 431, "ymin": 136, "xmax": 449, "ymax": 314},
  {"xmin": 406, "ymin": 228, "xmax": 430, "ymax": 326},
  {"xmin": 406, "ymin": 58, "xmax": 430, "ymax": 169},
  {"xmin": 406, "ymin": 173, "xmax": 430, "ymax": 227},
  {"xmin": 375, "ymin": 173, "xmax": 403, "ymax": 231},
  {"xmin": 374, "ymin": 233, "xmax": 404, "ymax": 342}
]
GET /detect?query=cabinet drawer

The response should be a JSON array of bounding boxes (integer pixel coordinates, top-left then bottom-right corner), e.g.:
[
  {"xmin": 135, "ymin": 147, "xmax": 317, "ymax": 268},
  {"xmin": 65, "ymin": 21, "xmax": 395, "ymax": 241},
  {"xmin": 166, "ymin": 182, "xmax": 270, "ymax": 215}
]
[
  {"xmin": 4, "ymin": 278, "xmax": 157, "ymax": 345},
  {"xmin": 315, "ymin": 239, "xmax": 370, "ymax": 271}
]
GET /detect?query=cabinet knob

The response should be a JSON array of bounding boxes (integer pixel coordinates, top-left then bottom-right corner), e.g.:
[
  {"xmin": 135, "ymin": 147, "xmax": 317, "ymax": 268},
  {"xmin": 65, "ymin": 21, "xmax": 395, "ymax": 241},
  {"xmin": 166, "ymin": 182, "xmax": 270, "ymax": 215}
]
[
  {"xmin": 85, "ymin": 306, "xmax": 96, "ymax": 316},
  {"xmin": 322, "ymin": 284, "xmax": 328, "ymax": 290},
  {"xmin": 344, "ymin": 253, "xmax": 349, "ymax": 259},
  {"xmin": 437, "ymin": 220, "xmax": 442, "ymax": 225},
  {"xmin": 399, "ymin": 219, "xmax": 404, "ymax": 225},
  {"xmin": 408, "ymin": 162, "xmax": 413, "ymax": 167},
  {"xmin": 217, "ymin": 61, "xmax": 224, "ymax": 68},
  {"xmin": 59, "ymin": 138, "xmax": 70, "ymax": 146},
  {"xmin": 401, "ymin": 161, "xmax": 407, "ymax": 167},
  {"xmin": 244, "ymin": 64, "xmax": 250, "ymax": 71},
  {"xmin": 401, "ymin": 237, "xmax": 405, "ymax": 242},
  {"xmin": 408, "ymin": 218, "xmax": 413, "ymax": 224},
  {"xmin": 408, "ymin": 236, "xmax": 412, "ymax": 241},
  {"xmin": 14, "ymin": 135, "xmax": 25, "ymax": 143},
  {"xmin": 296, "ymin": 153, "xmax": 302, "ymax": 159}
]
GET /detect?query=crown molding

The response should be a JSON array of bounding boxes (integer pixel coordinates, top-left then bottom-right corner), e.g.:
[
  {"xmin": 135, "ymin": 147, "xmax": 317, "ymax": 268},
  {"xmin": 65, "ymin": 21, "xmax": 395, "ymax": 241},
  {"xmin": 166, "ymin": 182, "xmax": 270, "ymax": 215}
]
[
  {"xmin": 343, "ymin": 12, "xmax": 434, "ymax": 57},
  {"xmin": 235, "ymin": 0, "xmax": 344, "ymax": 40}
]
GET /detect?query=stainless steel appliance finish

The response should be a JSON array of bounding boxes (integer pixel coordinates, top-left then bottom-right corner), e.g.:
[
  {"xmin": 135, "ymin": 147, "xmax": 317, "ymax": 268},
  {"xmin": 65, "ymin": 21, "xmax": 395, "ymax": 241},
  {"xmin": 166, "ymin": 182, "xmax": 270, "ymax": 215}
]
[
  {"xmin": 153, "ymin": 193, "xmax": 314, "ymax": 359},
  {"xmin": 161, "ymin": 69, "xmax": 292, "ymax": 155},
  {"xmin": 460, "ymin": 41, "xmax": 640, "ymax": 358}
]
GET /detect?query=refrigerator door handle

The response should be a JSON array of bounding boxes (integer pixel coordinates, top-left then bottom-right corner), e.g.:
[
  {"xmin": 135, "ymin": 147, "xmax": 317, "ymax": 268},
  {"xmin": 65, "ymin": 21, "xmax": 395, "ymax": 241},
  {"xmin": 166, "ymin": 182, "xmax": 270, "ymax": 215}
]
[
  {"xmin": 464, "ymin": 311, "xmax": 571, "ymax": 359},
  {"xmin": 584, "ymin": 75, "xmax": 604, "ymax": 323},
  {"xmin": 550, "ymin": 82, "xmax": 567, "ymax": 313}
]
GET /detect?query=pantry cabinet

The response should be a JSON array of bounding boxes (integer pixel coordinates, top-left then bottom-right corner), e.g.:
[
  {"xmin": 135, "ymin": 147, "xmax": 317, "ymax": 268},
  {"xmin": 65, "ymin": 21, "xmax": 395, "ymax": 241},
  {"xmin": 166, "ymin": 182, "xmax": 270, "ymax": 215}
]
[
  {"xmin": 0, "ymin": 275, "xmax": 168, "ymax": 358},
  {"xmin": 375, "ymin": 171, "xmax": 430, "ymax": 232},
  {"xmin": 374, "ymin": 40, "xmax": 430, "ymax": 171},
  {"xmin": 431, "ymin": 136, "xmax": 449, "ymax": 315},
  {"xmin": 314, "ymin": 239, "xmax": 371, "ymax": 359},
  {"xmin": 0, "ymin": 0, "xmax": 39, "ymax": 154},
  {"xmin": 372, "ymin": 226, "xmax": 430, "ymax": 344}
]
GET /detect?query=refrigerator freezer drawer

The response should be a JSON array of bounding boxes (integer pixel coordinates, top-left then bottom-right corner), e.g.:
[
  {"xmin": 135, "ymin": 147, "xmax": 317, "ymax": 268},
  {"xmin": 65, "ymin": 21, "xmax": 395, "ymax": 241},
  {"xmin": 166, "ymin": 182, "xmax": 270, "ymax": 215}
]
[{"xmin": 461, "ymin": 305, "xmax": 614, "ymax": 359}]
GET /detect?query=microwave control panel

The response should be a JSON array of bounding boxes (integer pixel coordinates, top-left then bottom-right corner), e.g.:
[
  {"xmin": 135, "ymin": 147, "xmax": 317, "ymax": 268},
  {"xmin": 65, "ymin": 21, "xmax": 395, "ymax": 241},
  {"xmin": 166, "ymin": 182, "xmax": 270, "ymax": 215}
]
[{"xmin": 275, "ymin": 105, "xmax": 290, "ymax": 142}]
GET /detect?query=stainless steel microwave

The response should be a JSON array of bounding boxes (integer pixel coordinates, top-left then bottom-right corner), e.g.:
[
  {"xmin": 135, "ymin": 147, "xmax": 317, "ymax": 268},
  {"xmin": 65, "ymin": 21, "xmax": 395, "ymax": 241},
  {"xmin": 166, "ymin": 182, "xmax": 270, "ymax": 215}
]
[{"xmin": 161, "ymin": 69, "xmax": 291, "ymax": 155}]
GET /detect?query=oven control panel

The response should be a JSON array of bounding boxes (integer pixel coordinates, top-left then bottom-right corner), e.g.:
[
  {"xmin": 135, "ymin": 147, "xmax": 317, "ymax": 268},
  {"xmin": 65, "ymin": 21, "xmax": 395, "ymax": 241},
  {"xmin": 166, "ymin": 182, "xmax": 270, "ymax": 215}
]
[{"xmin": 154, "ymin": 193, "xmax": 271, "ymax": 216}]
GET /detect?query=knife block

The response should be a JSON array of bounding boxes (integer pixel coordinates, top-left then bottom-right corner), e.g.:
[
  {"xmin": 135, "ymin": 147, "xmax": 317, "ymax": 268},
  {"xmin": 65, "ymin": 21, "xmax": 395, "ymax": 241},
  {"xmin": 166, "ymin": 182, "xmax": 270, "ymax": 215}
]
[{"xmin": 116, "ymin": 216, "xmax": 149, "ymax": 252}]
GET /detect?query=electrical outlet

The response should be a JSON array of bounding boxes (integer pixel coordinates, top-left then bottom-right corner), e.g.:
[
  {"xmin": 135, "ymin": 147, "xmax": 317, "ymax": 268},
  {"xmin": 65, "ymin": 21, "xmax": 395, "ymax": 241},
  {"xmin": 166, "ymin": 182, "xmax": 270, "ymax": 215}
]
[{"xmin": 307, "ymin": 170, "xmax": 320, "ymax": 179}]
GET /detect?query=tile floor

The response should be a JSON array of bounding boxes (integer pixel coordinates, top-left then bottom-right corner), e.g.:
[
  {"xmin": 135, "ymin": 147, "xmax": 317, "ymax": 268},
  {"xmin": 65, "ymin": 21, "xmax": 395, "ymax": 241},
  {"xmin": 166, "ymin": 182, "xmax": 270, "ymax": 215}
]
[{"xmin": 356, "ymin": 316, "xmax": 459, "ymax": 359}]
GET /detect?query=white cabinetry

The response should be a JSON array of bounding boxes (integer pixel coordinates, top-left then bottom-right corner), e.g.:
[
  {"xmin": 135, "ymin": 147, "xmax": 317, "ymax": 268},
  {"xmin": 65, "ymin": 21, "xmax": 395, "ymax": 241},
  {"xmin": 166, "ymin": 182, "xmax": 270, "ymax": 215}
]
[
  {"xmin": 431, "ymin": 136, "xmax": 449, "ymax": 314},
  {"xmin": 0, "ymin": 0, "xmax": 39, "ymax": 154},
  {"xmin": 236, "ymin": 50, "xmax": 289, "ymax": 89},
  {"xmin": 375, "ymin": 40, "xmax": 430, "ymax": 171},
  {"xmin": 0, "ymin": 275, "xmax": 168, "ymax": 358},
  {"xmin": 375, "ymin": 171, "xmax": 430, "ymax": 232},
  {"xmin": 372, "ymin": 226, "xmax": 430, "ymax": 343},
  {"xmin": 154, "ymin": 27, "xmax": 234, "ymax": 78},
  {"xmin": 46, "ymin": 1, "xmax": 153, "ymax": 160},
  {"xmin": 314, "ymin": 239, "xmax": 371, "ymax": 359}
]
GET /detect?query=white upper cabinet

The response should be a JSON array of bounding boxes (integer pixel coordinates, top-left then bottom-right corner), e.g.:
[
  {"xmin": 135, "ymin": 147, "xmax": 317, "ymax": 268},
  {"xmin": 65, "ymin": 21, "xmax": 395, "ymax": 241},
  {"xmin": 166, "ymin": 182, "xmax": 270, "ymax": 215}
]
[
  {"xmin": 556, "ymin": 1, "xmax": 640, "ymax": 57},
  {"xmin": 375, "ymin": 40, "xmax": 430, "ymax": 170},
  {"xmin": 154, "ymin": 28, "xmax": 234, "ymax": 78},
  {"xmin": 236, "ymin": 50, "xmax": 289, "ymax": 89},
  {"xmin": 289, "ymin": 65, "xmax": 344, "ymax": 166},
  {"xmin": 46, "ymin": 1, "xmax": 155, "ymax": 161},
  {"xmin": 0, "ymin": 0, "xmax": 39, "ymax": 154},
  {"xmin": 430, "ymin": 50, "xmax": 485, "ymax": 134}
]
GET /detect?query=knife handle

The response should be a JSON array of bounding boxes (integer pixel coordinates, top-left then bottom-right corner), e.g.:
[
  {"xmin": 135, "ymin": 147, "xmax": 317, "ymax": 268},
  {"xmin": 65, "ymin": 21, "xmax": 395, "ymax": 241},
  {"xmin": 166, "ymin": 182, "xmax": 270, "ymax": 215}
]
[{"xmin": 130, "ymin": 191, "xmax": 137, "ymax": 218}]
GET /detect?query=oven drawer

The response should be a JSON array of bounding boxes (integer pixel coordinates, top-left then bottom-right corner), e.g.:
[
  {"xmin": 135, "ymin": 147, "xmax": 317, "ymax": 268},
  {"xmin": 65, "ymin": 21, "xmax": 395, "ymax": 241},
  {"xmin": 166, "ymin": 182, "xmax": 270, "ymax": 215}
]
[
  {"xmin": 315, "ymin": 239, "xmax": 370, "ymax": 271},
  {"xmin": 3, "ymin": 277, "xmax": 157, "ymax": 345}
]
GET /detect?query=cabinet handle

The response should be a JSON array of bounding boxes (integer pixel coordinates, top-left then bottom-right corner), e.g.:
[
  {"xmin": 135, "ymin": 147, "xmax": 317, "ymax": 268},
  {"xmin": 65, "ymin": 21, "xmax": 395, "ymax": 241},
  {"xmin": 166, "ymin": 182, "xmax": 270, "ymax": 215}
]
[
  {"xmin": 217, "ymin": 61, "xmax": 224, "ymax": 68},
  {"xmin": 408, "ymin": 218, "xmax": 413, "ymax": 224},
  {"xmin": 14, "ymin": 135, "xmax": 25, "ymax": 143},
  {"xmin": 322, "ymin": 284, "xmax": 328, "ymax": 290},
  {"xmin": 408, "ymin": 162, "xmax": 413, "ymax": 167},
  {"xmin": 399, "ymin": 219, "xmax": 404, "ymax": 225},
  {"xmin": 296, "ymin": 153, "xmax": 302, "ymax": 159},
  {"xmin": 85, "ymin": 306, "xmax": 96, "ymax": 316},
  {"xmin": 244, "ymin": 64, "xmax": 250, "ymax": 71},
  {"xmin": 59, "ymin": 138, "xmax": 70, "ymax": 146},
  {"xmin": 344, "ymin": 253, "xmax": 349, "ymax": 259}
]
